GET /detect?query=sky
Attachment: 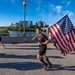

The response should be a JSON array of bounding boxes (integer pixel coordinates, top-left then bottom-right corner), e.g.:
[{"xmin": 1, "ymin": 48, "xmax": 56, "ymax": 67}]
[{"xmin": 0, "ymin": 0, "xmax": 75, "ymax": 26}]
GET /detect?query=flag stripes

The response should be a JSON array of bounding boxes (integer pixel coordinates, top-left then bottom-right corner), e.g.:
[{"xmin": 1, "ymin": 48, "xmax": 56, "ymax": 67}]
[{"xmin": 48, "ymin": 24, "xmax": 75, "ymax": 56}]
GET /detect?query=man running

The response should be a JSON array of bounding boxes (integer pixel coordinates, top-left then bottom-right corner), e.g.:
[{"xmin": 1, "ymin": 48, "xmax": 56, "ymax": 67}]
[{"xmin": 32, "ymin": 28, "xmax": 52, "ymax": 70}]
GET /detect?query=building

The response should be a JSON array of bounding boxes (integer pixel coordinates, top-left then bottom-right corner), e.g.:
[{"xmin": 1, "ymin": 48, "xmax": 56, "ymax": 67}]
[
  {"xmin": 19, "ymin": 21, "xmax": 29, "ymax": 27},
  {"xmin": 10, "ymin": 20, "xmax": 47, "ymax": 27},
  {"xmin": 16, "ymin": 22, "xmax": 19, "ymax": 27},
  {"xmin": 37, "ymin": 20, "xmax": 41, "ymax": 27},
  {"xmin": 10, "ymin": 22, "xmax": 14, "ymax": 27},
  {"xmin": 36, "ymin": 20, "xmax": 46, "ymax": 27},
  {"xmin": 19, "ymin": 21, "xmax": 23, "ymax": 27},
  {"xmin": 29, "ymin": 21, "xmax": 33, "ymax": 27}
]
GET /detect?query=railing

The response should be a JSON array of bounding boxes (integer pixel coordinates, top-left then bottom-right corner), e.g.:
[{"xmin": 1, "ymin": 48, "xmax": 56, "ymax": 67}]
[{"xmin": 1, "ymin": 33, "xmax": 36, "ymax": 37}]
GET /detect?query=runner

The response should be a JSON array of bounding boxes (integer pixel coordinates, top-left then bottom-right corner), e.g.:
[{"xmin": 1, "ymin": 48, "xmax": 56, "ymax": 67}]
[{"xmin": 32, "ymin": 28, "xmax": 52, "ymax": 70}]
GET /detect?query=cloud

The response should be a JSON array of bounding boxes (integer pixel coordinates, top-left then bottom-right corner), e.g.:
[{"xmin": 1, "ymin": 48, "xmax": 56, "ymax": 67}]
[
  {"xmin": 47, "ymin": 2, "xmax": 55, "ymax": 13},
  {"xmin": 11, "ymin": 0, "xmax": 15, "ymax": 3},
  {"xmin": 62, "ymin": 0, "xmax": 71, "ymax": 5},
  {"xmin": 36, "ymin": 5, "xmax": 40, "ymax": 12},
  {"xmin": 36, "ymin": 1, "xmax": 45, "ymax": 13},
  {"xmin": 67, "ymin": 1, "xmax": 70, "ymax": 5},
  {"xmin": 38, "ymin": 0, "xmax": 42, "ymax": 3},
  {"xmin": 62, "ymin": 10, "xmax": 74, "ymax": 18},
  {"xmin": 35, "ymin": 0, "xmax": 43, "ymax": 12},
  {"xmin": 62, "ymin": 0, "xmax": 71, "ymax": 8},
  {"xmin": 35, "ymin": 1, "xmax": 75, "ymax": 25},
  {"xmin": 67, "ymin": 11, "xmax": 74, "ymax": 17},
  {"xmin": 65, "ymin": 1, "xmax": 71, "ymax": 8},
  {"xmin": 55, "ymin": 6, "xmax": 62, "ymax": 13},
  {"xmin": 36, "ymin": 11, "xmax": 62, "ymax": 25},
  {"xmin": 48, "ymin": 3, "xmax": 62, "ymax": 14}
]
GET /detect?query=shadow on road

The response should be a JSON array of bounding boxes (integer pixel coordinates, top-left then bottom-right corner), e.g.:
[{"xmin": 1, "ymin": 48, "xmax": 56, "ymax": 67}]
[
  {"xmin": 48, "ymin": 56, "xmax": 65, "ymax": 59},
  {"xmin": 0, "ymin": 62, "xmax": 75, "ymax": 71},
  {"xmin": 0, "ymin": 53, "xmax": 65, "ymax": 59},
  {"xmin": 47, "ymin": 64, "xmax": 75, "ymax": 71},
  {"xmin": 0, "ymin": 53, "xmax": 37, "ymax": 59},
  {"xmin": 0, "ymin": 62, "xmax": 43, "ymax": 71}
]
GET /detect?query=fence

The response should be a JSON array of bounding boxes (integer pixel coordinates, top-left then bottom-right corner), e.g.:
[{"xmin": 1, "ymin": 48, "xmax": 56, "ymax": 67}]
[{"xmin": 2, "ymin": 36, "xmax": 37, "ymax": 44}]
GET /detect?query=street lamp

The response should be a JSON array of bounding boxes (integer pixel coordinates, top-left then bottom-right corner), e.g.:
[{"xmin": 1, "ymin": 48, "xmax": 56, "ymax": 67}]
[{"xmin": 23, "ymin": 0, "xmax": 26, "ymax": 36}]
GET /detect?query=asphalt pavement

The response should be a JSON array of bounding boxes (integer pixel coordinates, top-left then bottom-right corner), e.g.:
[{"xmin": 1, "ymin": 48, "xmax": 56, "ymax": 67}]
[{"xmin": 0, "ymin": 43, "xmax": 75, "ymax": 75}]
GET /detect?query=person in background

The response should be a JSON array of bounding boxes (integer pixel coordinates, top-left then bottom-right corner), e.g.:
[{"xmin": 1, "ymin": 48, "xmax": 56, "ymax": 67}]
[
  {"xmin": 0, "ymin": 34, "xmax": 5, "ymax": 49},
  {"xmin": 32, "ymin": 28, "xmax": 52, "ymax": 70},
  {"xmin": 48, "ymin": 32, "xmax": 58, "ymax": 49},
  {"xmin": 48, "ymin": 32, "xmax": 63, "ymax": 54}
]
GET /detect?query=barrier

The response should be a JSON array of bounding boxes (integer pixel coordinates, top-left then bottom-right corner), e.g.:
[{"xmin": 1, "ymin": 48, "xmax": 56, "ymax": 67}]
[{"xmin": 2, "ymin": 36, "xmax": 37, "ymax": 43}]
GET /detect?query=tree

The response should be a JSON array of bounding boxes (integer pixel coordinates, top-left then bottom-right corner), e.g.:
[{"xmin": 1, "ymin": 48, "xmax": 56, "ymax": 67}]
[
  {"xmin": 2, "ymin": 27, "xmax": 9, "ymax": 36},
  {"xmin": 2, "ymin": 28, "xmax": 8, "ymax": 33},
  {"xmin": 18, "ymin": 27, "xmax": 23, "ymax": 32}
]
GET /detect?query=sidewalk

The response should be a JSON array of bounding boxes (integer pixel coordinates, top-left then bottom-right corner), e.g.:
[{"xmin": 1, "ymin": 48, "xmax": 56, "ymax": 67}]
[{"xmin": 0, "ymin": 43, "xmax": 75, "ymax": 75}]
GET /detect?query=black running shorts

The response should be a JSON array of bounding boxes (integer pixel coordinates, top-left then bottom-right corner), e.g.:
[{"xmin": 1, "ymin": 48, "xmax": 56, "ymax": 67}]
[{"xmin": 39, "ymin": 45, "xmax": 47, "ymax": 56}]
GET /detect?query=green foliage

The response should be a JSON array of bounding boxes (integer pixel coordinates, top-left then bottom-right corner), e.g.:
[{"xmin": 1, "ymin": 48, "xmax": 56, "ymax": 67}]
[
  {"xmin": 12, "ymin": 27, "xmax": 18, "ymax": 31},
  {"xmin": 8, "ymin": 26, "xmax": 19, "ymax": 31},
  {"xmin": 0, "ymin": 25, "xmax": 48, "ymax": 33},
  {"xmin": 2, "ymin": 27, "xmax": 8, "ymax": 33},
  {"xmin": 1, "ymin": 27, "xmax": 9, "ymax": 36},
  {"xmin": 8, "ymin": 26, "xmax": 13, "ymax": 30},
  {"xmin": 18, "ymin": 27, "xmax": 23, "ymax": 32}
]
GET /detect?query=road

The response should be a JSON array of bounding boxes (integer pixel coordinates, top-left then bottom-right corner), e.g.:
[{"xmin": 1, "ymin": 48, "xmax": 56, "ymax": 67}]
[{"xmin": 0, "ymin": 43, "xmax": 75, "ymax": 75}]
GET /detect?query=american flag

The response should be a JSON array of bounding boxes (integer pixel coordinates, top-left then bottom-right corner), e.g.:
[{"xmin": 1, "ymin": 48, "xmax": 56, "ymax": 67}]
[{"xmin": 48, "ymin": 15, "xmax": 75, "ymax": 56}]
